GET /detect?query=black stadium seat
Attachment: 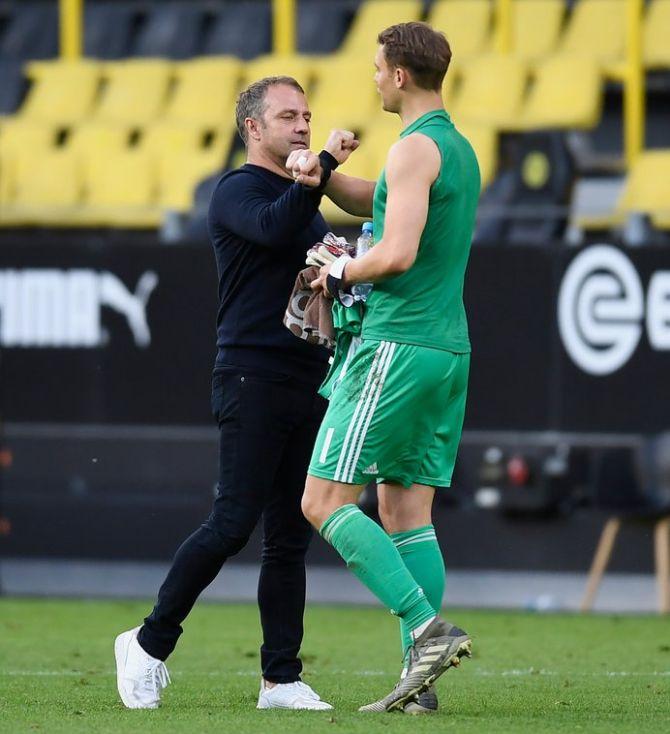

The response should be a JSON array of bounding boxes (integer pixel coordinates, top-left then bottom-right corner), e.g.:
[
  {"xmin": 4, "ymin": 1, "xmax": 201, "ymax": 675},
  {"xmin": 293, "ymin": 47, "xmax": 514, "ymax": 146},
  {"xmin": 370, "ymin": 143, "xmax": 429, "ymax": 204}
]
[
  {"xmin": 0, "ymin": 1, "xmax": 57, "ymax": 59},
  {"xmin": 84, "ymin": 1, "xmax": 140, "ymax": 60},
  {"xmin": 0, "ymin": 58, "xmax": 27, "ymax": 113},
  {"xmin": 201, "ymin": 0, "xmax": 271, "ymax": 60},
  {"xmin": 298, "ymin": 0, "xmax": 355, "ymax": 54},
  {"xmin": 132, "ymin": 2, "xmax": 206, "ymax": 60}
]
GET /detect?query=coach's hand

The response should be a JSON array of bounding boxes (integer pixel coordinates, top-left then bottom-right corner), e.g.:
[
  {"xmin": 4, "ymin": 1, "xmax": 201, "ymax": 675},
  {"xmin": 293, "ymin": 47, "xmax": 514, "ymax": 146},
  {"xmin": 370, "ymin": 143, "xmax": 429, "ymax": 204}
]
[
  {"xmin": 324, "ymin": 130, "xmax": 359, "ymax": 165},
  {"xmin": 286, "ymin": 150, "xmax": 322, "ymax": 187}
]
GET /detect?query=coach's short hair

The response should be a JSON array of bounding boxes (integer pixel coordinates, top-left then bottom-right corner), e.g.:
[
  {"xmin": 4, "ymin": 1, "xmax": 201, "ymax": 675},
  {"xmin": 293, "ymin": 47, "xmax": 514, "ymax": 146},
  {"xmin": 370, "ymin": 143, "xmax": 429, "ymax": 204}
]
[
  {"xmin": 235, "ymin": 76, "xmax": 305, "ymax": 144},
  {"xmin": 378, "ymin": 22, "xmax": 452, "ymax": 91}
]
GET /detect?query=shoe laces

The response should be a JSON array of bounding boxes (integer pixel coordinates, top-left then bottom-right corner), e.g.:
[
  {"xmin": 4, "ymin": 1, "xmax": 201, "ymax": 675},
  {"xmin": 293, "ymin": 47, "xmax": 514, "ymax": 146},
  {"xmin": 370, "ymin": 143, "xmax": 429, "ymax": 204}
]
[{"xmin": 141, "ymin": 659, "xmax": 171, "ymax": 699}]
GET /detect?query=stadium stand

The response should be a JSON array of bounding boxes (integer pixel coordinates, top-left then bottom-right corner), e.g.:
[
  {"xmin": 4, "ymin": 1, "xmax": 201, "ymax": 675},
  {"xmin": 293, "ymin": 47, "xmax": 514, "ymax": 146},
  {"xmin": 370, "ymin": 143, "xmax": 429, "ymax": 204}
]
[{"xmin": 0, "ymin": 0, "xmax": 668, "ymax": 235}]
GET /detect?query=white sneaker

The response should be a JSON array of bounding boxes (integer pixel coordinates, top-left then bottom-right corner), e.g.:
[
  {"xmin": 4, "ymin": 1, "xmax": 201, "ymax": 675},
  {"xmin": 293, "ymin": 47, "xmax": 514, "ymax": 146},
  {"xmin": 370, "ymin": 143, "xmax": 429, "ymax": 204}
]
[
  {"xmin": 114, "ymin": 626, "xmax": 171, "ymax": 709},
  {"xmin": 256, "ymin": 680, "xmax": 333, "ymax": 710}
]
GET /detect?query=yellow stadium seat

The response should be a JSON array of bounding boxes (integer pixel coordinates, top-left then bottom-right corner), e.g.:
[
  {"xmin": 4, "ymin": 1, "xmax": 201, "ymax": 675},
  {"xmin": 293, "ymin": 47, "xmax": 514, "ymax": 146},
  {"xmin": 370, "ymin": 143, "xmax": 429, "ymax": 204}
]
[
  {"xmin": 557, "ymin": 0, "xmax": 626, "ymax": 76},
  {"xmin": 457, "ymin": 122, "xmax": 496, "ymax": 189},
  {"xmin": 66, "ymin": 122, "xmax": 131, "ymax": 156},
  {"xmin": 644, "ymin": 0, "xmax": 670, "ymax": 70},
  {"xmin": 521, "ymin": 56, "xmax": 602, "ymax": 130},
  {"xmin": 243, "ymin": 54, "xmax": 315, "ymax": 91},
  {"xmin": 617, "ymin": 150, "xmax": 670, "ymax": 230},
  {"xmin": 0, "ymin": 149, "xmax": 83, "ymax": 226},
  {"xmin": 452, "ymin": 55, "xmax": 528, "ymax": 129},
  {"xmin": 310, "ymin": 58, "xmax": 380, "ymax": 131},
  {"xmin": 93, "ymin": 60, "xmax": 172, "ymax": 126},
  {"xmin": 319, "ymin": 146, "xmax": 378, "ymax": 226},
  {"xmin": 158, "ymin": 150, "xmax": 224, "ymax": 212},
  {"xmin": 512, "ymin": 0, "xmax": 565, "ymax": 62},
  {"xmin": 428, "ymin": 0, "xmax": 492, "ymax": 61},
  {"xmin": 19, "ymin": 60, "xmax": 101, "ymax": 126},
  {"xmin": 165, "ymin": 57, "xmax": 242, "ymax": 127},
  {"xmin": 82, "ymin": 149, "xmax": 160, "ymax": 227},
  {"xmin": 0, "ymin": 119, "xmax": 57, "ymax": 156},
  {"xmin": 360, "ymin": 116, "xmax": 402, "ymax": 171},
  {"xmin": 340, "ymin": 0, "xmax": 423, "ymax": 59}
]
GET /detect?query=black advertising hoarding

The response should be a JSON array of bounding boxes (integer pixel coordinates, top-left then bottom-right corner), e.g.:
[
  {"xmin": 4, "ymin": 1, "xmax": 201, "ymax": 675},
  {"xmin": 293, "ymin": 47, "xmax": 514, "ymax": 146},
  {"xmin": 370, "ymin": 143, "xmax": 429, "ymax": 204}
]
[
  {"xmin": 0, "ymin": 242, "xmax": 218, "ymax": 425},
  {"xmin": 0, "ymin": 238, "xmax": 669, "ymax": 434}
]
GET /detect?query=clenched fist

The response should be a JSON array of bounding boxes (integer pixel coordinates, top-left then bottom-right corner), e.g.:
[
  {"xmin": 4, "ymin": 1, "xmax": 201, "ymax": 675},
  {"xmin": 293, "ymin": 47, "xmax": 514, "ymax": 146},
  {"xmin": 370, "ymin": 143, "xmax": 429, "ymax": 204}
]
[
  {"xmin": 285, "ymin": 149, "xmax": 322, "ymax": 187},
  {"xmin": 324, "ymin": 129, "xmax": 360, "ymax": 165}
]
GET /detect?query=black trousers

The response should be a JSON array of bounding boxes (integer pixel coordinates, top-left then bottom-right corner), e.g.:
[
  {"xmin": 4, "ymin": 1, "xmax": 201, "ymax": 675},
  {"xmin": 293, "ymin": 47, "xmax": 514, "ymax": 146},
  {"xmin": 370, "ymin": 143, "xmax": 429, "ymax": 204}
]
[{"xmin": 138, "ymin": 366, "xmax": 326, "ymax": 683}]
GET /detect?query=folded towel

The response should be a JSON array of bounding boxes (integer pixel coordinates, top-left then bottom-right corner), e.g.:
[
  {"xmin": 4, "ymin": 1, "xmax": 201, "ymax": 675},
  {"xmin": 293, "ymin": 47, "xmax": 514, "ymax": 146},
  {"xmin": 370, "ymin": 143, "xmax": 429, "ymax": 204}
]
[{"xmin": 284, "ymin": 265, "xmax": 335, "ymax": 350}]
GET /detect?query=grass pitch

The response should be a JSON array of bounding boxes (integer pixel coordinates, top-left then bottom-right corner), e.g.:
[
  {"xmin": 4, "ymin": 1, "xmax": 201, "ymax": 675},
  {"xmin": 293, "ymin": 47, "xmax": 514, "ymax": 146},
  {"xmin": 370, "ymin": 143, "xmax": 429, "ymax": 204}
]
[{"xmin": 1, "ymin": 598, "xmax": 669, "ymax": 733}]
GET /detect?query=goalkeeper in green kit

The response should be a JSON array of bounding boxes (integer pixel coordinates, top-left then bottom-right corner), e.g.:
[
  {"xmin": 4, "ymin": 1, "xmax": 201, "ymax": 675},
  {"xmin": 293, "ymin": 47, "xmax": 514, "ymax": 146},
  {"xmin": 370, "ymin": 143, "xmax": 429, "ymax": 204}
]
[{"xmin": 288, "ymin": 21, "xmax": 480, "ymax": 713}]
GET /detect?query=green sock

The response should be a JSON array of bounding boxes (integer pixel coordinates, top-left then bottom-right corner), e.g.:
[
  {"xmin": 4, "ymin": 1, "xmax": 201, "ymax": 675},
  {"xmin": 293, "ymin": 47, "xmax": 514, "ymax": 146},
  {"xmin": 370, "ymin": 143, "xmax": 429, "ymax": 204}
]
[
  {"xmin": 320, "ymin": 505, "xmax": 437, "ymax": 630},
  {"xmin": 391, "ymin": 525, "xmax": 446, "ymax": 660}
]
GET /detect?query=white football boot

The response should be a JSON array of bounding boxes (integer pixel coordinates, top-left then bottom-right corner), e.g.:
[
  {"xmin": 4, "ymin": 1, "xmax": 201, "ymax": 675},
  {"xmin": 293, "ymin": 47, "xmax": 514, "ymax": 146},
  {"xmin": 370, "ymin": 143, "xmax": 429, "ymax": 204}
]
[
  {"xmin": 115, "ymin": 626, "xmax": 171, "ymax": 709},
  {"xmin": 257, "ymin": 679, "xmax": 333, "ymax": 710}
]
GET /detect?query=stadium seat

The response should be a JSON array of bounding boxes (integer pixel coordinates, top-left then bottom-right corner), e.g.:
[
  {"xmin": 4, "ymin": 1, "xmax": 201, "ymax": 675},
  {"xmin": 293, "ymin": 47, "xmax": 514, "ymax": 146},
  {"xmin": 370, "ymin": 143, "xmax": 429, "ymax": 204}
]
[
  {"xmin": 644, "ymin": 0, "xmax": 670, "ymax": 70},
  {"xmin": 616, "ymin": 150, "xmax": 670, "ymax": 230},
  {"xmin": 0, "ymin": 59, "xmax": 28, "ymax": 116},
  {"xmin": 512, "ymin": 0, "xmax": 565, "ymax": 62},
  {"xmin": 556, "ymin": 0, "xmax": 626, "ymax": 76},
  {"xmin": 0, "ymin": 118, "xmax": 57, "ymax": 157},
  {"xmin": 93, "ymin": 60, "xmax": 172, "ymax": 126},
  {"xmin": 340, "ymin": 0, "xmax": 423, "ymax": 58},
  {"xmin": 132, "ymin": 2, "xmax": 206, "ymax": 60},
  {"xmin": 309, "ymin": 58, "xmax": 380, "ymax": 131},
  {"xmin": 201, "ymin": 1, "xmax": 272, "ymax": 60},
  {"xmin": 319, "ymin": 145, "xmax": 378, "ymax": 226},
  {"xmin": 165, "ymin": 57, "xmax": 242, "ymax": 128},
  {"xmin": 0, "ymin": 149, "xmax": 83, "ymax": 226},
  {"xmin": 0, "ymin": 1, "xmax": 58, "ymax": 59},
  {"xmin": 158, "ymin": 150, "xmax": 225, "ymax": 212},
  {"xmin": 521, "ymin": 56, "xmax": 602, "ymax": 130},
  {"xmin": 82, "ymin": 149, "xmax": 160, "ymax": 227},
  {"xmin": 451, "ymin": 55, "xmax": 528, "ymax": 129},
  {"xmin": 298, "ymin": 0, "xmax": 354, "ymax": 54},
  {"xmin": 66, "ymin": 122, "xmax": 132, "ymax": 157},
  {"xmin": 457, "ymin": 122, "xmax": 497, "ymax": 189},
  {"xmin": 18, "ymin": 60, "xmax": 101, "ymax": 127},
  {"xmin": 243, "ymin": 54, "xmax": 315, "ymax": 91},
  {"xmin": 84, "ymin": 1, "xmax": 138, "ymax": 59},
  {"xmin": 428, "ymin": 0, "xmax": 492, "ymax": 61}
]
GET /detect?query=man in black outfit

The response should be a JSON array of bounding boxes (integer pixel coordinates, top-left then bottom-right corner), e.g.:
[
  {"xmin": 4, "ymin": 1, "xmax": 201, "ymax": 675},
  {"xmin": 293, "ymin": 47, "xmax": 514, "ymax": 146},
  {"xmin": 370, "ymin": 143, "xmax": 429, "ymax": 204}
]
[{"xmin": 114, "ymin": 76, "xmax": 355, "ymax": 711}]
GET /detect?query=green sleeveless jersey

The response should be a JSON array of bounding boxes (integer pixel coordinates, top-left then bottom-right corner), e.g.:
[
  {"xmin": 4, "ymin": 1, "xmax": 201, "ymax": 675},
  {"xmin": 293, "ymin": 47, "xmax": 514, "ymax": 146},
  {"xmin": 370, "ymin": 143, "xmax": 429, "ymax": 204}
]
[{"xmin": 361, "ymin": 109, "xmax": 480, "ymax": 353}]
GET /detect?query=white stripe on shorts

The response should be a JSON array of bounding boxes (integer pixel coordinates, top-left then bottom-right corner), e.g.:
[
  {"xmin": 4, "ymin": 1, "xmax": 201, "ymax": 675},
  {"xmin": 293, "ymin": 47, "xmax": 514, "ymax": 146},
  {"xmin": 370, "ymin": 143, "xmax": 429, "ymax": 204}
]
[
  {"xmin": 344, "ymin": 341, "xmax": 396, "ymax": 483},
  {"xmin": 334, "ymin": 341, "xmax": 390, "ymax": 482},
  {"xmin": 319, "ymin": 427, "xmax": 335, "ymax": 464}
]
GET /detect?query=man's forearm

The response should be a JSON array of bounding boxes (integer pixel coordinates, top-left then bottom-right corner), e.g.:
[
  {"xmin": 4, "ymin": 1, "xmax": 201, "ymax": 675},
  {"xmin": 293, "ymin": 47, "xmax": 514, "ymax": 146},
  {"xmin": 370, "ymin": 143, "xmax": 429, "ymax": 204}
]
[
  {"xmin": 342, "ymin": 239, "xmax": 413, "ymax": 285},
  {"xmin": 324, "ymin": 172, "xmax": 375, "ymax": 217}
]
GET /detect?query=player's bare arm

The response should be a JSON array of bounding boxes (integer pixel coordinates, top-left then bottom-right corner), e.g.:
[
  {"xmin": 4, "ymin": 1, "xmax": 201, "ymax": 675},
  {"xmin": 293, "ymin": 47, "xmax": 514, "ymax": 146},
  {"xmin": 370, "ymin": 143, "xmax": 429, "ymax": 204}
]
[{"xmin": 312, "ymin": 133, "xmax": 440, "ymax": 293}]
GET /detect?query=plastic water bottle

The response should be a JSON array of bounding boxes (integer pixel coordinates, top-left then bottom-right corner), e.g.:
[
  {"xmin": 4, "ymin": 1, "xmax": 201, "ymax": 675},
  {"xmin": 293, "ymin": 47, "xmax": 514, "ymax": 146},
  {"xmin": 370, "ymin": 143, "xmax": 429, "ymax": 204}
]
[{"xmin": 352, "ymin": 222, "xmax": 374, "ymax": 302}]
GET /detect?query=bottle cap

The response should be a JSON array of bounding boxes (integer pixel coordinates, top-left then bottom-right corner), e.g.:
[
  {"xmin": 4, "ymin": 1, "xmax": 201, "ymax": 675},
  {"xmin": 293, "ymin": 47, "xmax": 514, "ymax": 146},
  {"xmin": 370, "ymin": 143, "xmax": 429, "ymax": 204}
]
[{"xmin": 362, "ymin": 221, "xmax": 373, "ymax": 234}]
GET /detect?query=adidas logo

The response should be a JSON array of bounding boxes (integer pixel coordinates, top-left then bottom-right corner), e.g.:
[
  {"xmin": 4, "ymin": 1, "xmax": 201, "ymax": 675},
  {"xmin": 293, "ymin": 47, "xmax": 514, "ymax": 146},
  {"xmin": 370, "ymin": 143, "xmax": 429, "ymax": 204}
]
[{"xmin": 362, "ymin": 462, "xmax": 378, "ymax": 475}]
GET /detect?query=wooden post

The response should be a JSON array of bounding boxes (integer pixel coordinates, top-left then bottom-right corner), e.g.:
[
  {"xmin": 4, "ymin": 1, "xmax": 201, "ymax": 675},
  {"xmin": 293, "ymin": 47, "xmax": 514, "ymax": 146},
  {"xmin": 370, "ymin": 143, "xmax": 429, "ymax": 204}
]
[{"xmin": 581, "ymin": 518, "xmax": 621, "ymax": 612}]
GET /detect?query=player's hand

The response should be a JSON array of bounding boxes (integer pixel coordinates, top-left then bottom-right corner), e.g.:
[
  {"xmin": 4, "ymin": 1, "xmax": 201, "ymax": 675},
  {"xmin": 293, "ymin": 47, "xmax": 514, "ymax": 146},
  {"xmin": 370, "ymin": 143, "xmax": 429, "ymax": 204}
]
[
  {"xmin": 286, "ymin": 150, "xmax": 322, "ymax": 187},
  {"xmin": 324, "ymin": 129, "xmax": 360, "ymax": 165},
  {"xmin": 310, "ymin": 263, "xmax": 334, "ymax": 298}
]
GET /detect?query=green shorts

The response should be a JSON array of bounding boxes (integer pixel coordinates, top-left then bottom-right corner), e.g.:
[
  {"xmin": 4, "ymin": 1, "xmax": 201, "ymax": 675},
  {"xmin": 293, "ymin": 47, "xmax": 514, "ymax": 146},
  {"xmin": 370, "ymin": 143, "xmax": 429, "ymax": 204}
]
[{"xmin": 308, "ymin": 339, "xmax": 470, "ymax": 488}]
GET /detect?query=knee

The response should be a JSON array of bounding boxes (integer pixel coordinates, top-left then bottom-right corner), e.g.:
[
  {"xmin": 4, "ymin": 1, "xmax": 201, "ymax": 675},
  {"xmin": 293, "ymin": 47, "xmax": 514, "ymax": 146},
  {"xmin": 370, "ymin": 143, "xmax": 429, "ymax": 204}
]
[
  {"xmin": 302, "ymin": 475, "xmax": 361, "ymax": 530},
  {"xmin": 300, "ymin": 487, "xmax": 322, "ymax": 529}
]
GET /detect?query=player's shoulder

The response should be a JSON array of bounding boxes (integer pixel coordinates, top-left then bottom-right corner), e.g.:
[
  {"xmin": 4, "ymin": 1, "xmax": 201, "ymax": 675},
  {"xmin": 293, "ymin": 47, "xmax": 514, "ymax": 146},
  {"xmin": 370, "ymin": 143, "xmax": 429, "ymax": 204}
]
[{"xmin": 386, "ymin": 134, "xmax": 441, "ymax": 181}]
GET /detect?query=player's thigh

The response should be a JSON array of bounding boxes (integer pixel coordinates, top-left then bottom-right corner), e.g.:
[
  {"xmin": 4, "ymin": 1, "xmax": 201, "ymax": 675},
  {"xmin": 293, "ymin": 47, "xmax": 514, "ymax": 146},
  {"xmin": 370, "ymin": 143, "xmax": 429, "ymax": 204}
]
[{"xmin": 414, "ymin": 353, "xmax": 470, "ymax": 489}]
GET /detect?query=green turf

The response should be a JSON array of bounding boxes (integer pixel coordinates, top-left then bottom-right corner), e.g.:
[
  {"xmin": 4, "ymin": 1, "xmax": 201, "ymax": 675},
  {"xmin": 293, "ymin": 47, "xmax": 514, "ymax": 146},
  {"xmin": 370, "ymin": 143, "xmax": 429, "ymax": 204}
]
[{"xmin": 1, "ymin": 599, "xmax": 670, "ymax": 733}]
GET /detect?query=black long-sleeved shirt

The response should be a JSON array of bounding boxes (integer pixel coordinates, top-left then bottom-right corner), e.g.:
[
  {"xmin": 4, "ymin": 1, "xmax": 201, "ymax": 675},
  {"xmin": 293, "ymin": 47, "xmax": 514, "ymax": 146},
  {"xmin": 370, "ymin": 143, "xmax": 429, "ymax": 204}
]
[{"xmin": 208, "ymin": 163, "xmax": 330, "ymax": 385}]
